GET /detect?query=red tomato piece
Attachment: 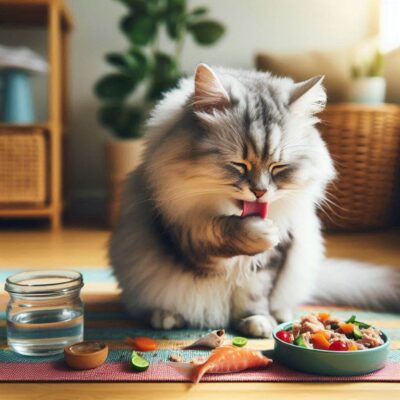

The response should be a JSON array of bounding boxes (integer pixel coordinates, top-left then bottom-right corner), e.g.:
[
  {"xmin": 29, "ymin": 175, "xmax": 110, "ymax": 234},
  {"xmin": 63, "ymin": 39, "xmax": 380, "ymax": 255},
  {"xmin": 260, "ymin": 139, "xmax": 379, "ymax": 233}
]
[
  {"xmin": 329, "ymin": 341, "xmax": 348, "ymax": 351},
  {"xmin": 276, "ymin": 329, "xmax": 292, "ymax": 343}
]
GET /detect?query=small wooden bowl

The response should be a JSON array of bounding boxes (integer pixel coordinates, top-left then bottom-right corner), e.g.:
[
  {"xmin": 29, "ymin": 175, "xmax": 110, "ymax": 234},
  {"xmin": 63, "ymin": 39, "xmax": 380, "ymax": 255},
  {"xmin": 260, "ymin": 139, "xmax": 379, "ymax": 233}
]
[{"xmin": 64, "ymin": 341, "xmax": 109, "ymax": 370}]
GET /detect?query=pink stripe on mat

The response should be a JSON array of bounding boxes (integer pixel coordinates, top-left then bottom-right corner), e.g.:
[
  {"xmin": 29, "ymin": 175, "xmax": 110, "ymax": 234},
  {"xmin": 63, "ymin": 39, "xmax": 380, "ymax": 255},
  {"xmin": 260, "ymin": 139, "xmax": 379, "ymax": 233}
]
[{"xmin": 0, "ymin": 361, "xmax": 399, "ymax": 382}]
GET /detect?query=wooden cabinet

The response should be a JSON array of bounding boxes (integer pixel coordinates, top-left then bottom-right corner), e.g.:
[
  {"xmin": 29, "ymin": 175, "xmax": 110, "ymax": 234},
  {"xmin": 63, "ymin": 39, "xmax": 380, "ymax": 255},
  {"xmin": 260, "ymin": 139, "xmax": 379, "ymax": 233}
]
[{"xmin": 0, "ymin": 0, "xmax": 73, "ymax": 228}]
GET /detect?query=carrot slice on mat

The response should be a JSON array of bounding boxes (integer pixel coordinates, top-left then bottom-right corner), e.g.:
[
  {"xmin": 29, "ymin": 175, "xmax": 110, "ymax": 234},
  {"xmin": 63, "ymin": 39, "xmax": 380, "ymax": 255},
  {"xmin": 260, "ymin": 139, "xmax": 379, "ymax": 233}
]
[{"xmin": 126, "ymin": 336, "xmax": 157, "ymax": 351}]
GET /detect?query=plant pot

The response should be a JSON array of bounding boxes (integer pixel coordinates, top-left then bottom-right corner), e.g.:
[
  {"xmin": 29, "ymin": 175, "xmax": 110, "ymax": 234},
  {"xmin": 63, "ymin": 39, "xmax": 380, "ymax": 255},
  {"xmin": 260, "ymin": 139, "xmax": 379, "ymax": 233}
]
[
  {"xmin": 347, "ymin": 77, "xmax": 386, "ymax": 105},
  {"xmin": 105, "ymin": 138, "xmax": 145, "ymax": 227}
]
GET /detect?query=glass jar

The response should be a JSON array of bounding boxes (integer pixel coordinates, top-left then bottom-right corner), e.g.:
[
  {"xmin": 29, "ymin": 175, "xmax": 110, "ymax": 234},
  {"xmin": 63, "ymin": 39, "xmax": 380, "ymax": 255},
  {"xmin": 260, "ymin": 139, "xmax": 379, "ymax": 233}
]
[{"xmin": 4, "ymin": 270, "xmax": 84, "ymax": 356}]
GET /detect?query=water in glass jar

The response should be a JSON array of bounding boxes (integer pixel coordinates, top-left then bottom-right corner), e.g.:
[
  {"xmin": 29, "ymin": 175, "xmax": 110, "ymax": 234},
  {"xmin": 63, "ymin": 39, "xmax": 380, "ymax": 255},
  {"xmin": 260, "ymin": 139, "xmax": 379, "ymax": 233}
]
[{"xmin": 7, "ymin": 308, "xmax": 83, "ymax": 356}]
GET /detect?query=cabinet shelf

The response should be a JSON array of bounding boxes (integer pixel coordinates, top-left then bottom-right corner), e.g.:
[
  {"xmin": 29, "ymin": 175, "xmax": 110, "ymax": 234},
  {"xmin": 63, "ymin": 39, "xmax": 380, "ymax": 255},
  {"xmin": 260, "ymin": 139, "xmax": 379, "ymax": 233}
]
[
  {"xmin": 0, "ymin": 0, "xmax": 73, "ymax": 229},
  {"xmin": 0, "ymin": 122, "xmax": 50, "ymax": 130},
  {"xmin": 0, "ymin": 0, "xmax": 73, "ymax": 31},
  {"xmin": 0, "ymin": 207, "xmax": 51, "ymax": 217}
]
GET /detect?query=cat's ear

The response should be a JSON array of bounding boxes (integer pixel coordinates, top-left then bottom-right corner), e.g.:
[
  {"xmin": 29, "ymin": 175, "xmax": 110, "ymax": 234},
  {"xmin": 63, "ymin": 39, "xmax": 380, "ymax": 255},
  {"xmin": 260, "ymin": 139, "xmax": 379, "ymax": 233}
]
[
  {"xmin": 289, "ymin": 75, "xmax": 326, "ymax": 115},
  {"xmin": 194, "ymin": 63, "xmax": 230, "ymax": 113}
]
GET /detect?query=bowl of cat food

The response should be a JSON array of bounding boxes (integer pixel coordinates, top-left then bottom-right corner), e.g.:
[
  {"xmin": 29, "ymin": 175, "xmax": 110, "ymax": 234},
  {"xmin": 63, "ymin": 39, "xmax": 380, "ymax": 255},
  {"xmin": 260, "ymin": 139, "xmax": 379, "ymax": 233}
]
[{"xmin": 272, "ymin": 313, "xmax": 390, "ymax": 376}]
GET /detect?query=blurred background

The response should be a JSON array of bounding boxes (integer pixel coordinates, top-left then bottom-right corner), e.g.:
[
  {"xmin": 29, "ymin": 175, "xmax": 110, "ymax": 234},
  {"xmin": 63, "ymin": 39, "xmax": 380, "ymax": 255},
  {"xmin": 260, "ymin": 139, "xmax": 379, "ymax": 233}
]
[{"xmin": 0, "ymin": 0, "xmax": 398, "ymax": 272}]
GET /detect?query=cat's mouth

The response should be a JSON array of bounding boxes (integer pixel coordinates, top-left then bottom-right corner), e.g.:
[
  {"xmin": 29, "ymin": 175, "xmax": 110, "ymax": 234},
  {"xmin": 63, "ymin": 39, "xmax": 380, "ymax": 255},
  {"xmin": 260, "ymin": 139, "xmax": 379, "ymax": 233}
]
[{"xmin": 240, "ymin": 201, "xmax": 269, "ymax": 219}]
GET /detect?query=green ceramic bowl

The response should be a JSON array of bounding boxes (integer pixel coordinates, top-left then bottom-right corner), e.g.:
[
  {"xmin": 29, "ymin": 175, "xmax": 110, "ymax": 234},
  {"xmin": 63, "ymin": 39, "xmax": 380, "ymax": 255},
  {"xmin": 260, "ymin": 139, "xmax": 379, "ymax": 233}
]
[{"xmin": 272, "ymin": 322, "xmax": 390, "ymax": 376}]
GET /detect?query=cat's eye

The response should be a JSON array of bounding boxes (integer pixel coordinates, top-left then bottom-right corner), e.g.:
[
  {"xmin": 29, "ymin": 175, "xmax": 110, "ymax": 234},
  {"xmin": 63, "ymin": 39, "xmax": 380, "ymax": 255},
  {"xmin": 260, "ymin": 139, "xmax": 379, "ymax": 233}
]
[
  {"xmin": 270, "ymin": 163, "xmax": 289, "ymax": 176},
  {"xmin": 230, "ymin": 162, "xmax": 248, "ymax": 174}
]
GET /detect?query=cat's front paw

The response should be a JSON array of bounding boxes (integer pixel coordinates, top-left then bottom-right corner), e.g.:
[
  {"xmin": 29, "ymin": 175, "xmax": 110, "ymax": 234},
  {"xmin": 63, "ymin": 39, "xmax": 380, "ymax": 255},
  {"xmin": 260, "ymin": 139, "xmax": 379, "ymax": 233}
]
[
  {"xmin": 236, "ymin": 314, "xmax": 277, "ymax": 338},
  {"xmin": 150, "ymin": 309, "xmax": 185, "ymax": 330},
  {"xmin": 242, "ymin": 218, "xmax": 280, "ymax": 255}
]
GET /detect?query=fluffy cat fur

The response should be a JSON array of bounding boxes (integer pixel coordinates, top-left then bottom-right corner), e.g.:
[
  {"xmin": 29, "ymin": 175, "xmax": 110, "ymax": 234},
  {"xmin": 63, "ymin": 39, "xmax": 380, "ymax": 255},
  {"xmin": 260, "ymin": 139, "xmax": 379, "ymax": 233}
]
[{"xmin": 109, "ymin": 64, "xmax": 400, "ymax": 337}]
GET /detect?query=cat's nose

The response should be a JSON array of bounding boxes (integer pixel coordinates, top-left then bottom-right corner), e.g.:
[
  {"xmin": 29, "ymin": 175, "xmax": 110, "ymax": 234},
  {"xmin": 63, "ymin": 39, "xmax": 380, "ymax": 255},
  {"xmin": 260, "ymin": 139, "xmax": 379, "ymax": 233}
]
[{"xmin": 251, "ymin": 189, "xmax": 267, "ymax": 199}]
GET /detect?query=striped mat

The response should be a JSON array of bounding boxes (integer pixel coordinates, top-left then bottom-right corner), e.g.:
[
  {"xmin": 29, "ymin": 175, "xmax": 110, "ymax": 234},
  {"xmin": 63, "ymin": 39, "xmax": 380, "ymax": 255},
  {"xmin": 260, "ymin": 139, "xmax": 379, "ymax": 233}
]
[{"xmin": 0, "ymin": 268, "xmax": 399, "ymax": 382}]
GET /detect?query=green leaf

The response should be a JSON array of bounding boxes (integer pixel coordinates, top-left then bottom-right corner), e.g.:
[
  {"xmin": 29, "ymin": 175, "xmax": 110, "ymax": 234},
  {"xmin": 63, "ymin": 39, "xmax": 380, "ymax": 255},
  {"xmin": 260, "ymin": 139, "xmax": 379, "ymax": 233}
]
[
  {"xmin": 144, "ymin": 0, "xmax": 161, "ymax": 15},
  {"xmin": 190, "ymin": 7, "xmax": 208, "ymax": 17},
  {"xmin": 146, "ymin": 52, "xmax": 182, "ymax": 101},
  {"xmin": 128, "ymin": 48, "xmax": 148, "ymax": 79},
  {"xmin": 117, "ymin": 0, "xmax": 159, "ymax": 15},
  {"xmin": 98, "ymin": 103, "xmax": 123, "ymax": 127},
  {"xmin": 368, "ymin": 51, "xmax": 384, "ymax": 77},
  {"xmin": 98, "ymin": 103, "xmax": 144, "ymax": 139},
  {"xmin": 147, "ymin": 79, "xmax": 177, "ymax": 101},
  {"xmin": 120, "ymin": 14, "xmax": 157, "ymax": 45},
  {"xmin": 105, "ymin": 52, "xmax": 138, "ymax": 70},
  {"xmin": 105, "ymin": 50, "xmax": 148, "ymax": 80},
  {"xmin": 94, "ymin": 74, "xmax": 136, "ymax": 100},
  {"xmin": 115, "ymin": 0, "xmax": 135, "ymax": 7},
  {"xmin": 153, "ymin": 52, "xmax": 180, "ymax": 82},
  {"xmin": 165, "ymin": 14, "xmax": 186, "ymax": 39},
  {"xmin": 188, "ymin": 20, "xmax": 225, "ymax": 45},
  {"xmin": 165, "ymin": 0, "xmax": 187, "ymax": 39},
  {"xmin": 120, "ymin": 14, "xmax": 135, "ymax": 39},
  {"xmin": 166, "ymin": 0, "xmax": 186, "ymax": 14}
]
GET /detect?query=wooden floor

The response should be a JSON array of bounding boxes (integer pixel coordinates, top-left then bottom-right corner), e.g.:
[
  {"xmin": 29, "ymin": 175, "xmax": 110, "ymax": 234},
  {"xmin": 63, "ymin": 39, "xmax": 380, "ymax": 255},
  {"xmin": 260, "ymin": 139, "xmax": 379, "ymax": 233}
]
[{"xmin": 0, "ymin": 226, "xmax": 399, "ymax": 399}]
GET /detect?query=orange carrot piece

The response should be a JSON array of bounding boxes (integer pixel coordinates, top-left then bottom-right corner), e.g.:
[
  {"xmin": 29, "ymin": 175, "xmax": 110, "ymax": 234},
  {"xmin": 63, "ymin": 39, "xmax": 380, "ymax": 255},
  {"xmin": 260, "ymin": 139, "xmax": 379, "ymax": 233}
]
[
  {"xmin": 126, "ymin": 336, "xmax": 157, "ymax": 351},
  {"xmin": 312, "ymin": 332, "xmax": 331, "ymax": 350},
  {"xmin": 314, "ymin": 330, "xmax": 330, "ymax": 340},
  {"xmin": 340, "ymin": 323, "xmax": 355, "ymax": 335},
  {"xmin": 318, "ymin": 312, "xmax": 330, "ymax": 322}
]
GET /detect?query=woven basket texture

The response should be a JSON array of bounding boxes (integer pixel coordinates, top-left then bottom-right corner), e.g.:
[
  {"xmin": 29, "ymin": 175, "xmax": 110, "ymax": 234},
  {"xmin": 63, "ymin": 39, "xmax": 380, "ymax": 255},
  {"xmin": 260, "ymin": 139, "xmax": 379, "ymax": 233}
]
[
  {"xmin": 0, "ymin": 129, "xmax": 46, "ymax": 205},
  {"xmin": 318, "ymin": 104, "xmax": 400, "ymax": 231}
]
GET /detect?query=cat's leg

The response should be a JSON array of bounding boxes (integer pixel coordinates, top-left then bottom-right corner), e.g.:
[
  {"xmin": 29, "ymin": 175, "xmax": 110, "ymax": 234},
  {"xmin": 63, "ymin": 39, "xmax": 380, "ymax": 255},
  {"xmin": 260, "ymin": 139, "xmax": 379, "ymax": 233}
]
[
  {"xmin": 231, "ymin": 268, "xmax": 277, "ymax": 338},
  {"xmin": 269, "ymin": 211, "xmax": 323, "ymax": 322},
  {"xmin": 150, "ymin": 309, "xmax": 185, "ymax": 330}
]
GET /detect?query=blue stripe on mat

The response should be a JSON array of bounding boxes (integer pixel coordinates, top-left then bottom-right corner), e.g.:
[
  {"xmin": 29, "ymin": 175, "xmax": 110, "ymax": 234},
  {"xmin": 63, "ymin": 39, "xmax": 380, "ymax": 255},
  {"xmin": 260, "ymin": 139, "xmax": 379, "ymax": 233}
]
[{"xmin": 0, "ymin": 348, "xmax": 211, "ymax": 364}]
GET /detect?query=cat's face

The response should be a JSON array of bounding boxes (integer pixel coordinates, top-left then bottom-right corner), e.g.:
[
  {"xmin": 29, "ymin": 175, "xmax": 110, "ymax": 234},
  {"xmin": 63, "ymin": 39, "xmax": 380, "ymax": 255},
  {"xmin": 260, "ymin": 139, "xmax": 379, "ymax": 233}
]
[
  {"xmin": 146, "ymin": 65, "xmax": 335, "ymax": 219},
  {"xmin": 190, "ymin": 65, "xmax": 335, "ymax": 209}
]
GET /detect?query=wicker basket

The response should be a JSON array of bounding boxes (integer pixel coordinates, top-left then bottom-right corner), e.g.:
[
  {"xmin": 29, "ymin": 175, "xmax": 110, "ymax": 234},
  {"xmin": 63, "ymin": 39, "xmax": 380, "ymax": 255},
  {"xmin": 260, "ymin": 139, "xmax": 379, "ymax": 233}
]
[
  {"xmin": 318, "ymin": 103, "xmax": 400, "ymax": 231},
  {"xmin": 0, "ymin": 129, "xmax": 47, "ymax": 205}
]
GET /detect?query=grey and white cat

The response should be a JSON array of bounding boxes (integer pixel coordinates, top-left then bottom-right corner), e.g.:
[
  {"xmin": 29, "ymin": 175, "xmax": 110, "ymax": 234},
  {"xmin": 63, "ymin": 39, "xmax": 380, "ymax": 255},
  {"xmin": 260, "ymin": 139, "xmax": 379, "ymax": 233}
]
[{"xmin": 109, "ymin": 64, "xmax": 400, "ymax": 337}]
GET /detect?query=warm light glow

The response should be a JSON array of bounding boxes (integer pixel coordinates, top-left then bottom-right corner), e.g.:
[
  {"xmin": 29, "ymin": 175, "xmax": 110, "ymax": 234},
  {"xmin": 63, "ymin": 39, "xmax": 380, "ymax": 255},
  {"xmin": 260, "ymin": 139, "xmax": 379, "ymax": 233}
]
[{"xmin": 380, "ymin": 0, "xmax": 400, "ymax": 52}]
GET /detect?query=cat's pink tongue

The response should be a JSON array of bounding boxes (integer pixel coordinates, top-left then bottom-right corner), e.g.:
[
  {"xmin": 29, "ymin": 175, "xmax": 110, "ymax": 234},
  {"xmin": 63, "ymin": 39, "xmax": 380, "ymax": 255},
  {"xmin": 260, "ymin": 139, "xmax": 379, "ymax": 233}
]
[{"xmin": 241, "ymin": 201, "xmax": 268, "ymax": 219}]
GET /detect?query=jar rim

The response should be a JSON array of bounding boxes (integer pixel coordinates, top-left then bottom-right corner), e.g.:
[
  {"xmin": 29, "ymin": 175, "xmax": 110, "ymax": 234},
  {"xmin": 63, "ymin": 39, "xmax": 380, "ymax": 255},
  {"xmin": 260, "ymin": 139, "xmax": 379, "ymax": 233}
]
[{"xmin": 5, "ymin": 270, "xmax": 83, "ymax": 294}]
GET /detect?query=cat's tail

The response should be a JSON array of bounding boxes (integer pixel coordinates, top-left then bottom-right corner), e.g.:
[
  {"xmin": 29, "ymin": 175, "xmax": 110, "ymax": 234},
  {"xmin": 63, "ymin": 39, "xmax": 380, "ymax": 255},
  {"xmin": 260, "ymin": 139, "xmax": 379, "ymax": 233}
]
[{"xmin": 310, "ymin": 258, "xmax": 400, "ymax": 311}]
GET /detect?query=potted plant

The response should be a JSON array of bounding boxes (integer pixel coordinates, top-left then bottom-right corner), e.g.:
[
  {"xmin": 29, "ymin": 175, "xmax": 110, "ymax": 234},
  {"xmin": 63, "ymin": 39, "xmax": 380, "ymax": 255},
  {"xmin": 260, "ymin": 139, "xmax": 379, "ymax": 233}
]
[
  {"xmin": 94, "ymin": 0, "xmax": 225, "ymax": 225},
  {"xmin": 348, "ymin": 51, "xmax": 386, "ymax": 104}
]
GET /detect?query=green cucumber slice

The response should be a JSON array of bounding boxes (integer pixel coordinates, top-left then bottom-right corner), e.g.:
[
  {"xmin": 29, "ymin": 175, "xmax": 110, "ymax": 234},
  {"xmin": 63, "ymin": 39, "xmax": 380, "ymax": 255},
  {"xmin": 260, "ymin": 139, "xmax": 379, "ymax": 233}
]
[
  {"xmin": 131, "ymin": 351, "xmax": 150, "ymax": 372},
  {"xmin": 294, "ymin": 335, "xmax": 307, "ymax": 348},
  {"xmin": 353, "ymin": 326, "xmax": 363, "ymax": 340},
  {"xmin": 232, "ymin": 336, "xmax": 248, "ymax": 347}
]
